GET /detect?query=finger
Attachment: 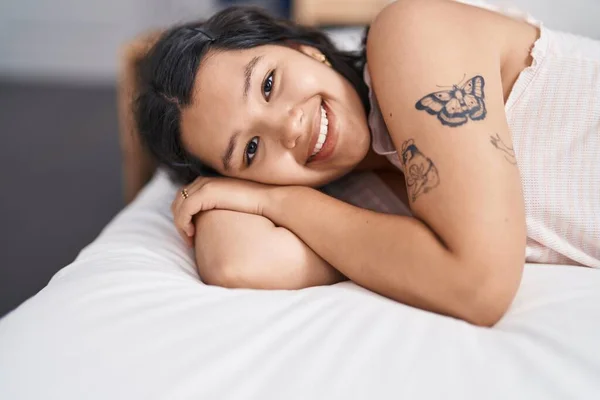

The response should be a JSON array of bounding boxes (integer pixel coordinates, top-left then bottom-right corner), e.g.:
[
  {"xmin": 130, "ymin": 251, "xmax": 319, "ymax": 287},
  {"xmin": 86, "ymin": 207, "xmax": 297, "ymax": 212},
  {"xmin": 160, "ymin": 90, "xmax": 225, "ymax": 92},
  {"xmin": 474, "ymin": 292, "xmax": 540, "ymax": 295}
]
[
  {"xmin": 179, "ymin": 228, "xmax": 194, "ymax": 248},
  {"xmin": 172, "ymin": 183, "xmax": 196, "ymax": 221},
  {"xmin": 187, "ymin": 223, "xmax": 196, "ymax": 238},
  {"xmin": 173, "ymin": 199, "xmax": 193, "ymax": 236},
  {"xmin": 175, "ymin": 225, "xmax": 189, "ymax": 244},
  {"xmin": 172, "ymin": 187, "xmax": 187, "ymax": 216},
  {"xmin": 178, "ymin": 225, "xmax": 194, "ymax": 248},
  {"xmin": 178, "ymin": 197, "xmax": 203, "ymax": 237},
  {"xmin": 173, "ymin": 203, "xmax": 195, "ymax": 237},
  {"xmin": 186, "ymin": 234, "xmax": 194, "ymax": 248},
  {"xmin": 173, "ymin": 177, "xmax": 213, "ymax": 234},
  {"xmin": 174, "ymin": 178, "xmax": 202, "ymax": 205},
  {"xmin": 173, "ymin": 178, "xmax": 205, "ymax": 214}
]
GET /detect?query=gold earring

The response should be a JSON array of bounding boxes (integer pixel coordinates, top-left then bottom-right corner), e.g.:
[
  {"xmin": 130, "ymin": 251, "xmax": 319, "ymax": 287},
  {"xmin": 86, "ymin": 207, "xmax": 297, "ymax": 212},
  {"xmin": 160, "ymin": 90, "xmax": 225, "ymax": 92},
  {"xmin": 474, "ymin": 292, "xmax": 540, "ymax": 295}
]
[{"xmin": 313, "ymin": 53, "xmax": 332, "ymax": 67}]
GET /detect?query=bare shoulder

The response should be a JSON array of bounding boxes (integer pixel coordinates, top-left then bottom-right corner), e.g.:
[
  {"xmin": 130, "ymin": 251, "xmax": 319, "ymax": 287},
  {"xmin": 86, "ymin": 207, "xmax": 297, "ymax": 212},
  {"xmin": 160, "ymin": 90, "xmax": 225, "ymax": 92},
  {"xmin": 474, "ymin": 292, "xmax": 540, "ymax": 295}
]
[
  {"xmin": 365, "ymin": 0, "xmax": 539, "ymax": 112},
  {"xmin": 366, "ymin": 0, "xmax": 506, "ymax": 63},
  {"xmin": 369, "ymin": 0, "xmax": 505, "ymax": 35}
]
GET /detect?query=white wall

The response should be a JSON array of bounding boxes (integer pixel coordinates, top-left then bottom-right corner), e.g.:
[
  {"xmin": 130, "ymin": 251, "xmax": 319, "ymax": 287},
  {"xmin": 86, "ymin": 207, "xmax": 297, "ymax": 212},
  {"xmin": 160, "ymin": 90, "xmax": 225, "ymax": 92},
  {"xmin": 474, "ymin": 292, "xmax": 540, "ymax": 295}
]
[
  {"xmin": 0, "ymin": 0, "xmax": 218, "ymax": 83},
  {"xmin": 0, "ymin": 0, "xmax": 598, "ymax": 83},
  {"xmin": 483, "ymin": 0, "xmax": 600, "ymax": 39}
]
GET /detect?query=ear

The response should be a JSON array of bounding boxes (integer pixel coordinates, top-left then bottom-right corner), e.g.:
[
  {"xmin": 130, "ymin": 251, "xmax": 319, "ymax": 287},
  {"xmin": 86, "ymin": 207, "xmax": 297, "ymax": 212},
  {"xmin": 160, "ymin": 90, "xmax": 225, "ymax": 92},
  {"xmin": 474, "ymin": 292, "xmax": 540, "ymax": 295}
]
[{"xmin": 286, "ymin": 41, "xmax": 323, "ymax": 61}]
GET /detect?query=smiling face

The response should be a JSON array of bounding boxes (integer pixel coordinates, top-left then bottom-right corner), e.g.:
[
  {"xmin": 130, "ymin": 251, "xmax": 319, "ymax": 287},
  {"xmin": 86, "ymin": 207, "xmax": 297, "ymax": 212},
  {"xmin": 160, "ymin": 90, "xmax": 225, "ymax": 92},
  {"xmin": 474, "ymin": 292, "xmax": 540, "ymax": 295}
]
[{"xmin": 179, "ymin": 43, "xmax": 371, "ymax": 187}]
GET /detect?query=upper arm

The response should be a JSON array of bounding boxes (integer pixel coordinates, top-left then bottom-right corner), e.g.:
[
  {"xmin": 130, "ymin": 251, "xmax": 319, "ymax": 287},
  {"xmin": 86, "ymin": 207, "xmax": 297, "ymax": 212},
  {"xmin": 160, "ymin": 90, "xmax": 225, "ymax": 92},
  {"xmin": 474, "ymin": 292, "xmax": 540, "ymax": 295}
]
[
  {"xmin": 367, "ymin": 0, "xmax": 525, "ymax": 271},
  {"xmin": 194, "ymin": 210, "xmax": 344, "ymax": 289}
]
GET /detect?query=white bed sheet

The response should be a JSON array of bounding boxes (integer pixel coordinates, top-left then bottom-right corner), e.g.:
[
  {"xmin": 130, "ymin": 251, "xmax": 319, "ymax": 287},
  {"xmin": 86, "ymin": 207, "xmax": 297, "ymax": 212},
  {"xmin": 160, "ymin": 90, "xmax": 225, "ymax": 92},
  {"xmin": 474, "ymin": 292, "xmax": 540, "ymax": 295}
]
[{"xmin": 1, "ymin": 170, "xmax": 599, "ymax": 400}]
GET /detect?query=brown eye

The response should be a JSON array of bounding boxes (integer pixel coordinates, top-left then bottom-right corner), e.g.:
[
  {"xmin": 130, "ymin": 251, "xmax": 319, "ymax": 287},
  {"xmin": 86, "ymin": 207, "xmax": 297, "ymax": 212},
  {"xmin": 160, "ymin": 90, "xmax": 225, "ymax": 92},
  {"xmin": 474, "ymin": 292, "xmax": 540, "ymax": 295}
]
[
  {"xmin": 245, "ymin": 136, "xmax": 259, "ymax": 165},
  {"xmin": 262, "ymin": 71, "xmax": 274, "ymax": 101}
]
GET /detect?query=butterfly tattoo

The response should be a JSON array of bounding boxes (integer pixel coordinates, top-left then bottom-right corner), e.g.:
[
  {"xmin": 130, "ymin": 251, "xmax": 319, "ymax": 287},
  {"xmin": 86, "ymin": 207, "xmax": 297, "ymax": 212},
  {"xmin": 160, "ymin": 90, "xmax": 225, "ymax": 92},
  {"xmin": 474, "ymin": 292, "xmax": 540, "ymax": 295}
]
[{"xmin": 415, "ymin": 75, "xmax": 487, "ymax": 127}]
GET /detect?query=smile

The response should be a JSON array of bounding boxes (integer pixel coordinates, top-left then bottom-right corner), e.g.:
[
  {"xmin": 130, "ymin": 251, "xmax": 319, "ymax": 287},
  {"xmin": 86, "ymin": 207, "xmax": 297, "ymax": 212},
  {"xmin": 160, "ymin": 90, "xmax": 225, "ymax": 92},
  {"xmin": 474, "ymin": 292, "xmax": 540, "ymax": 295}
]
[{"xmin": 311, "ymin": 104, "xmax": 329, "ymax": 157}]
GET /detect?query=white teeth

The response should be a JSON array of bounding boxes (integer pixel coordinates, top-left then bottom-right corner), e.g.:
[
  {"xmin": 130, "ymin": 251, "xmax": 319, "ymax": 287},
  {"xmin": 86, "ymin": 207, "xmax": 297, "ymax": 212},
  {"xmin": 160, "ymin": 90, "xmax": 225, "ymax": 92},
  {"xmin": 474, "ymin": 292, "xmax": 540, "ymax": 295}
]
[{"xmin": 312, "ymin": 105, "xmax": 329, "ymax": 156}]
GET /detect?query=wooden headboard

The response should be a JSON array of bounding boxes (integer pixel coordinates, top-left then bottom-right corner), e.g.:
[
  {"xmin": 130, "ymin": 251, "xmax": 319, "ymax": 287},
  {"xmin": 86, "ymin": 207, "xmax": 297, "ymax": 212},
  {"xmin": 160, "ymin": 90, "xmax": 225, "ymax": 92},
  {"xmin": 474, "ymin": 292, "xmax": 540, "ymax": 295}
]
[{"xmin": 293, "ymin": 0, "xmax": 390, "ymax": 26}]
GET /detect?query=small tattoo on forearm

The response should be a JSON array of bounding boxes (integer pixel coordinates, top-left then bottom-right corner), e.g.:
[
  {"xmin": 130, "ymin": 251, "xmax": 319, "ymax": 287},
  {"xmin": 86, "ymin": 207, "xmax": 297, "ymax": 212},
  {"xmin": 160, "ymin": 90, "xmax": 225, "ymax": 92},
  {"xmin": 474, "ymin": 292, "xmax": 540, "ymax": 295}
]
[
  {"xmin": 490, "ymin": 133, "xmax": 517, "ymax": 165},
  {"xmin": 415, "ymin": 75, "xmax": 487, "ymax": 127},
  {"xmin": 400, "ymin": 139, "xmax": 440, "ymax": 202}
]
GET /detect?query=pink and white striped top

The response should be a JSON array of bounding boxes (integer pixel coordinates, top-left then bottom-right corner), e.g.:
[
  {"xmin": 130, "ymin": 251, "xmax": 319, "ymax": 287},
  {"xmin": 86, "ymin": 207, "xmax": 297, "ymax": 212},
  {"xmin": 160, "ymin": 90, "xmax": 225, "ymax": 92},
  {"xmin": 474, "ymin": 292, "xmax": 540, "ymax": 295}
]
[{"xmin": 338, "ymin": 23, "xmax": 600, "ymax": 268}]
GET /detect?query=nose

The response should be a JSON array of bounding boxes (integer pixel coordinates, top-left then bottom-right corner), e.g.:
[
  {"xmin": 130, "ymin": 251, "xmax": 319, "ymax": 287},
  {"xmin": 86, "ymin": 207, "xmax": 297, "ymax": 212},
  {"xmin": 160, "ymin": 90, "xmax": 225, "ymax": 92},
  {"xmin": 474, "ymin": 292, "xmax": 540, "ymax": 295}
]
[{"xmin": 280, "ymin": 106, "xmax": 304, "ymax": 149}]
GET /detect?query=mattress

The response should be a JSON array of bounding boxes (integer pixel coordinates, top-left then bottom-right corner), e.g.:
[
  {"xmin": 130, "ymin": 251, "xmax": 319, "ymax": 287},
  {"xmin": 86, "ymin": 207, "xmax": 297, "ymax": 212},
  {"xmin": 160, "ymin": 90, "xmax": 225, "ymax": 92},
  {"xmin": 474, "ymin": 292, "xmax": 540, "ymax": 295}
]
[{"xmin": 1, "ymin": 169, "xmax": 599, "ymax": 400}]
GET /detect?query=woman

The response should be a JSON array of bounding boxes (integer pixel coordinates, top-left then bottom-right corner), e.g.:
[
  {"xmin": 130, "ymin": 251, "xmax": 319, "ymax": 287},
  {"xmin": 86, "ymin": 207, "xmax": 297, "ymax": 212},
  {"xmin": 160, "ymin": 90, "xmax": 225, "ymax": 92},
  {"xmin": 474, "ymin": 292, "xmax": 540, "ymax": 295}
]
[{"xmin": 126, "ymin": 0, "xmax": 600, "ymax": 326}]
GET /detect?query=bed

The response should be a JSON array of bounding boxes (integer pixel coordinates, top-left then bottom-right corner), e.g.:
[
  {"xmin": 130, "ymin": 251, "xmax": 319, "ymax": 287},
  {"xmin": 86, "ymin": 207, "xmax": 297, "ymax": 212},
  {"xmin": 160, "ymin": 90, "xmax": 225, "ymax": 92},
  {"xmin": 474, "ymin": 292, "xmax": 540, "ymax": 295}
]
[{"xmin": 1, "ymin": 169, "xmax": 599, "ymax": 399}]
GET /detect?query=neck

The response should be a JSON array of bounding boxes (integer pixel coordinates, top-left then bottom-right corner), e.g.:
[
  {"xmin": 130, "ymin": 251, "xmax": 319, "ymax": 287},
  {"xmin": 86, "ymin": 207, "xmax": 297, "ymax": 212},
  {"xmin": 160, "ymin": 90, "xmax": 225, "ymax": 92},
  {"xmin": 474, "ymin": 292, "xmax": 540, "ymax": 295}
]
[{"xmin": 354, "ymin": 146, "xmax": 393, "ymax": 172}]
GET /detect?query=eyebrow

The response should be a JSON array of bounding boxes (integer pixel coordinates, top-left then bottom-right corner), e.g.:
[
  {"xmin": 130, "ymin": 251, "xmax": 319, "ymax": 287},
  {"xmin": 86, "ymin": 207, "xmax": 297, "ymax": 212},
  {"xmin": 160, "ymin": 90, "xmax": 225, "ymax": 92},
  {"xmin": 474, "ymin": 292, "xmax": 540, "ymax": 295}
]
[
  {"xmin": 222, "ymin": 131, "xmax": 240, "ymax": 172},
  {"xmin": 243, "ymin": 55, "xmax": 263, "ymax": 101},
  {"xmin": 222, "ymin": 55, "xmax": 263, "ymax": 171}
]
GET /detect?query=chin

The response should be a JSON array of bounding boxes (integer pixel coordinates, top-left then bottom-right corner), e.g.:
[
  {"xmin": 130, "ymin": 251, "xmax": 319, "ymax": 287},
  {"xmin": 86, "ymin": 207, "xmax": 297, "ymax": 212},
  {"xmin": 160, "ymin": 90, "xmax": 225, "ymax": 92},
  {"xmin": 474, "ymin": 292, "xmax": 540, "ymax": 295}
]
[
  {"xmin": 320, "ymin": 148, "xmax": 370, "ymax": 186},
  {"xmin": 307, "ymin": 165, "xmax": 359, "ymax": 188}
]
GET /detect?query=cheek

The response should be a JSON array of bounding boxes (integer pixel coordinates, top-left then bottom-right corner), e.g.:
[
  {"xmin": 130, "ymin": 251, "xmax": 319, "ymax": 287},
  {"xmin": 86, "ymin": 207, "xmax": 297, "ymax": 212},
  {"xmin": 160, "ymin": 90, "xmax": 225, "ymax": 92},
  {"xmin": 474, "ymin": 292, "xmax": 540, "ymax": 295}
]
[
  {"xmin": 289, "ymin": 62, "xmax": 327, "ymax": 90},
  {"xmin": 246, "ymin": 159, "xmax": 329, "ymax": 186},
  {"xmin": 240, "ymin": 157, "xmax": 302, "ymax": 185},
  {"xmin": 264, "ymin": 159, "xmax": 308, "ymax": 184}
]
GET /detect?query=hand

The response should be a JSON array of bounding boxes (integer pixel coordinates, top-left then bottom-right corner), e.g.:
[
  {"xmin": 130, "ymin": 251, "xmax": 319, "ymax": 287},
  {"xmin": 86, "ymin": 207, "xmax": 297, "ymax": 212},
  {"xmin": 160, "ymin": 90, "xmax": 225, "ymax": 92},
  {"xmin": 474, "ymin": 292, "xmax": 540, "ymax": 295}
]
[{"xmin": 171, "ymin": 176, "xmax": 273, "ymax": 247}]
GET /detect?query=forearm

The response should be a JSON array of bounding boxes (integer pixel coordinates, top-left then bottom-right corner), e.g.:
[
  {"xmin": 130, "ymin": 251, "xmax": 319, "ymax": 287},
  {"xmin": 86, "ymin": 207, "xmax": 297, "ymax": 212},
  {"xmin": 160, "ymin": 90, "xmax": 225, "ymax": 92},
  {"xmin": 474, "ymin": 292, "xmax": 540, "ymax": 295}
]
[
  {"xmin": 265, "ymin": 186, "xmax": 506, "ymax": 325},
  {"xmin": 194, "ymin": 210, "xmax": 345, "ymax": 289}
]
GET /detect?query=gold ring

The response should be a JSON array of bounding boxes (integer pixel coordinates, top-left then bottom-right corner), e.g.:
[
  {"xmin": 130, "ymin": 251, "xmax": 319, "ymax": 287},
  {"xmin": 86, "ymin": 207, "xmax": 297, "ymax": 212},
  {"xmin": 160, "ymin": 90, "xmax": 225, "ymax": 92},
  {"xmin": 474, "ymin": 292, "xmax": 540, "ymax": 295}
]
[{"xmin": 181, "ymin": 188, "xmax": 189, "ymax": 200}]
